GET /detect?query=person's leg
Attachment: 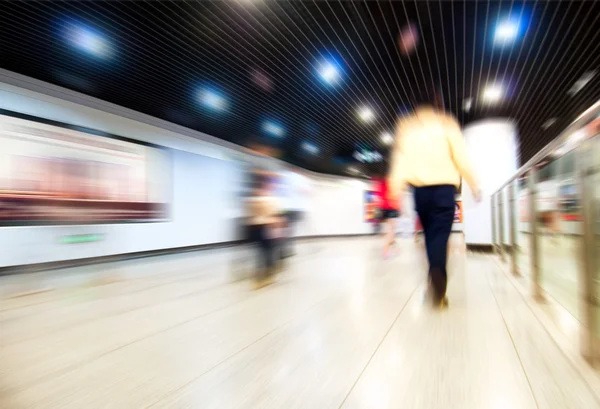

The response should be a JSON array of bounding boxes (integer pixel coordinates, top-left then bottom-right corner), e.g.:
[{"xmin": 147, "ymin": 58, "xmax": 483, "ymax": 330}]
[
  {"xmin": 383, "ymin": 215, "xmax": 397, "ymax": 257},
  {"xmin": 426, "ymin": 186, "xmax": 456, "ymax": 304},
  {"xmin": 264, "ymin": 235, "xmax": 276, "ymax": 276},
  {"xmin": 414, "ymin": 188, "xmax": 434, "ymax": 272},
  {"xmin": 248, "ymin": 224, "xmax": 265, "ymax": 284},
  {"xmin": 390, "ymin": 212, "xmax": 398, "ymax": 245},
  {"xmin": 256, "ymin": 225, "xmax": 270, "ymax": 282},
  {"xmin": 387, "ymin": 217, "xmax": 397, "ymax": 245},
  {"xmin": 380, "ymin": 212, "xmax": 389, "ymax": 256}
]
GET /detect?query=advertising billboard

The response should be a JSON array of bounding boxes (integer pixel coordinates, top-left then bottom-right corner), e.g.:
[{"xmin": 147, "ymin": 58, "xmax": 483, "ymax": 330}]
[
  {"xmin": 364, "ymin": 190, "xmax": 379, "ymax": 222},
  {"xmin": 0, "ymin": 111, "xmax": 171, "ymax": 225}
]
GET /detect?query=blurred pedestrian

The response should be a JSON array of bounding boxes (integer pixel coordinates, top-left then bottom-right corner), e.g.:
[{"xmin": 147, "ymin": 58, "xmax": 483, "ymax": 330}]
[
  {"xmin": 245, "ymin": 172, "xmax": 283, "ymax": 289},
  {"xmin": 373, "ymin": 170, "xmax": 400, "ymax": 259},
  {"xmin": 388, "ymin": 89, "xmax": 481, "ymax": 307}
]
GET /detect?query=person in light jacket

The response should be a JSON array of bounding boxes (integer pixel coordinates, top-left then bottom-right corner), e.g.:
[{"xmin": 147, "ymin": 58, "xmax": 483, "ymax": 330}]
[
  {"xmin": 245, "ymin": 172, "xmax": 284, "ymax": 289},
  {"xmin": 388, "ymin": 90, "xmax": 481, "ymax": 307}
]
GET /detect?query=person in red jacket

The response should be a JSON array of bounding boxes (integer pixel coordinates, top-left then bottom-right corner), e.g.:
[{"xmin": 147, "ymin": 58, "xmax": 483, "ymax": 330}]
[{"xmin": 373, "ymin": 173, "xmax": 400, "ymax": 258}]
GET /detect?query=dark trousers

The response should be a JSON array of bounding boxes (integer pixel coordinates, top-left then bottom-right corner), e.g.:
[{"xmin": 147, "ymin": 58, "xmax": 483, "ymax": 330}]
[
  {"xmin": 248, "ymin": 224, "xmax": 277, "ymax": 280},
  {"xmin": 413, "ymin": 185, "xmax": 456, "ymax": 299}
]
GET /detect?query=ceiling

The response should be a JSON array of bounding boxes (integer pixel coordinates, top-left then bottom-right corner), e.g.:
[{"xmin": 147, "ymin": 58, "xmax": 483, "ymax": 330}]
[{"xmin": 1, "ymin": 1, "xmax": 599, "ymax": 176}]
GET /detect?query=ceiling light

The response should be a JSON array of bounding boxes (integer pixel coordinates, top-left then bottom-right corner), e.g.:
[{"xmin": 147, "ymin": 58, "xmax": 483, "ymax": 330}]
[
  {"xmin": 198, "ymin": 88, "xmax": 228, "ymax": 112},
  {"xmin": 318, "ymin": 62, "xmax": 340, "ymax": 85},
  {"xmin": 462, "ymin": 98, "xmax": 473, "ymax": 112},
  {"xmin": 568, "ymin": 70, "xmax": 597, "ymax": 96},
  {"xmin": 250, "ymin": 69, "xmax": 273, "ymax": 92},
  {"xmin": 65, "ymin": 24, "xmax": 113, "ymax": 58},
  {"xmin": 541, "ymin": 118, "xmax": 557, "ymax": 130},
  {"xmin": 353, "ymin": 149, "xmax": 383, "ymax": 163},
  {"xmin": 482, "ymin": 85, "xmax": 503, "ymax": 104},
  {"xmin": 262, "ymin": 120, "xmax": 285, "ymax": 138},
  {"xmin": 494, "ymin": 21, "xmax": 520, "ymax": 44},
  {"xmin": 316, "ymin": 56, "xmax": 343, "ymax": 86},
  {"xmin": 302, "ymin": 142, "xmax": 319, "ymax": 155},
  {"xmin": 380, "ymin": 132, "xmax": 394, "ymax": 145},
  {"xmin": 321, "ymin": 64, "xmax": 338, "ymax": 82},
  {"xmin": 358, "ymin": 107, "xmax": 375, "ymax": 122}
]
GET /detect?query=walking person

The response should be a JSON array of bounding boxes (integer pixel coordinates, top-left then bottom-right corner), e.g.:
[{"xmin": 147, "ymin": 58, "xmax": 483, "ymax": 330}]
[
  {"xmin": 245, "ymin": 171, "xmax": 284, "ymax": 289},
  {"xmin": 388, "ymin": 90, "xmax": 481, "ymax": 307},
  {"xmin": 373, "ymin": 172, "xmax": 400, "ymax": 259}
]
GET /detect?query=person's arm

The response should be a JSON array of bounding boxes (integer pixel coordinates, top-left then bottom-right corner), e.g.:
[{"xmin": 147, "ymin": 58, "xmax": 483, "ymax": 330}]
[{"xmin": 446, "ymin": 117, "xmax": 481, "ymax": 200}]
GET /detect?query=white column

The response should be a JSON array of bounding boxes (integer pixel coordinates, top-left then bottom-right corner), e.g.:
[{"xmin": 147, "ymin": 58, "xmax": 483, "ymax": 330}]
[{"xmin": 463, "ymin": 119, "xmax": 519, "ymax": 245}]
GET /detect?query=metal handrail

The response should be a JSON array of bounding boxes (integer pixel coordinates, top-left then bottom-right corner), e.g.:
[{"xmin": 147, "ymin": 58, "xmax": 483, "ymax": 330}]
[
  {"xmin": 494, "ymin": 99, "xmax": 600, "ymax": 192},
  {"xmin": 490, "ymin": 98, "xmax": 600, "ymax": 360}
]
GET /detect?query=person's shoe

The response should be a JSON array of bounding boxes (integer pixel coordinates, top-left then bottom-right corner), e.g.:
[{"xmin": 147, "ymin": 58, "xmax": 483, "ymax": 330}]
[
  {"xmin": 439, "ymin": 296, "xmax": 449, "ymax": 308},
  {"xmin": 264, "ymin": 274, "xmax": 276, "ymax": 286},
  {"xmin": 252, "ymin": 279, "xmax": 268, "ymax": 290},
  {"xmin": 431, "ymin": 295, "xmax": 448, "ymax": 309}
]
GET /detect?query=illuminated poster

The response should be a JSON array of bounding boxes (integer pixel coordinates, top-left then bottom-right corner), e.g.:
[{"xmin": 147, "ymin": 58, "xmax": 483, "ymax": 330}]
[
  {"xmin": 364, "ymin": 190, "xmax": 379, "ymax": 222},
  {"xmin": 0, "ymin": 111, "xmax": 171, "ymax": 224},
  {"xmin": 558, "ymin": 182, "xmax": 581, "ymax": 221}
]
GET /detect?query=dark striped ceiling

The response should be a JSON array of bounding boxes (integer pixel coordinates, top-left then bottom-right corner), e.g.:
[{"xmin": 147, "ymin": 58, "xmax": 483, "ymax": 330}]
[{"xmin": 1, "ymin": 1, "xmax": 598, "ymax": 176}]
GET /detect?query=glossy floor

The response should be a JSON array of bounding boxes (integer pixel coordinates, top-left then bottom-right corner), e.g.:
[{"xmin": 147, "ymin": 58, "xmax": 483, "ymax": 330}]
[
  {"xmin": 516, "ymin": 233, "xmax": 584, "ymax": 326},
  {"xmin": 1, "ymin": 236, "xmax": 600, "ymax": 409}
]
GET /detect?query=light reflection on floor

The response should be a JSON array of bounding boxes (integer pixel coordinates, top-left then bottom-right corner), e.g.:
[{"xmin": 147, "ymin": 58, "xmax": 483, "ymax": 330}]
[{"xmin": 1, "ymin": 235, "xmax": 599, "ymax": 408}]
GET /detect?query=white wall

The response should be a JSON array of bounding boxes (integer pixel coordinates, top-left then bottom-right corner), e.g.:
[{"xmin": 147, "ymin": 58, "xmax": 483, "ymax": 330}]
[
  {"xmin": 0, "ymin": 79, "xmax": 371, "ymax": 267},
  {"xmin": 463, "ymin": 119, "xmax": 519, "ymax": 245},
  {"xmin": 299, "ymin": 177, "xmax": 372, "ymax": 237}
]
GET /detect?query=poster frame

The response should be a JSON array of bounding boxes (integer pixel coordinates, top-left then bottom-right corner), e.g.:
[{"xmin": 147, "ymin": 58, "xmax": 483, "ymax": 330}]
[{"xmin": 0, "ymin": 109, "xmax": 172, "ymax": 226}]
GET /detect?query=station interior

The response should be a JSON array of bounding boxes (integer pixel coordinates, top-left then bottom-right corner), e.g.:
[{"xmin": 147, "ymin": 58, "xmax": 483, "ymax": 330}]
[{"xmin": 1, "ymin": 1, "xmax": 600, "ymax": 408}]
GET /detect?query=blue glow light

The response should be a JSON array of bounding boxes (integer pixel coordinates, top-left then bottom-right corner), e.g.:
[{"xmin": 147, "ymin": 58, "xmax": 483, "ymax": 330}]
[
  {"xmin": 302, "ymin": 142, "xmax": 319, "ymax": 155},
  {"xmin": 64, "ymin": 23, "xmax": 113, "ymax": 58},
  {"xmin": 198, "ymin": 87, "xmax": 229, "ymax": 112},
  {"xmin": 353, "ymin": 149, "xmax": 383, "ymax": 163},
  {"xmin": 262, "ymin": 120, "xmax": 285, "ymax": 138},
  {"xmin": 316, "ymin": 57, "xmax": 343, "ymax": 86},
  {"xmin": 494, "ymin": 20, "xmax": 521, "ymax": 45}
]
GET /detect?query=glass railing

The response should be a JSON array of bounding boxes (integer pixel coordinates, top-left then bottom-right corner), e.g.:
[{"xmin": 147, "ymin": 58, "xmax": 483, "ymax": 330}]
[{"xmin": 492, "ymin": 100, "xmax": 600, "ymax": 359}]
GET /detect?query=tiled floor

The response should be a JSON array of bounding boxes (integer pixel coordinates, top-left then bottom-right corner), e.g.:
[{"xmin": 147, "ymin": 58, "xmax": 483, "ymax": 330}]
[{"xmin": 1, "ymin": 236, "xmax": 600, "ymax": 408}]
